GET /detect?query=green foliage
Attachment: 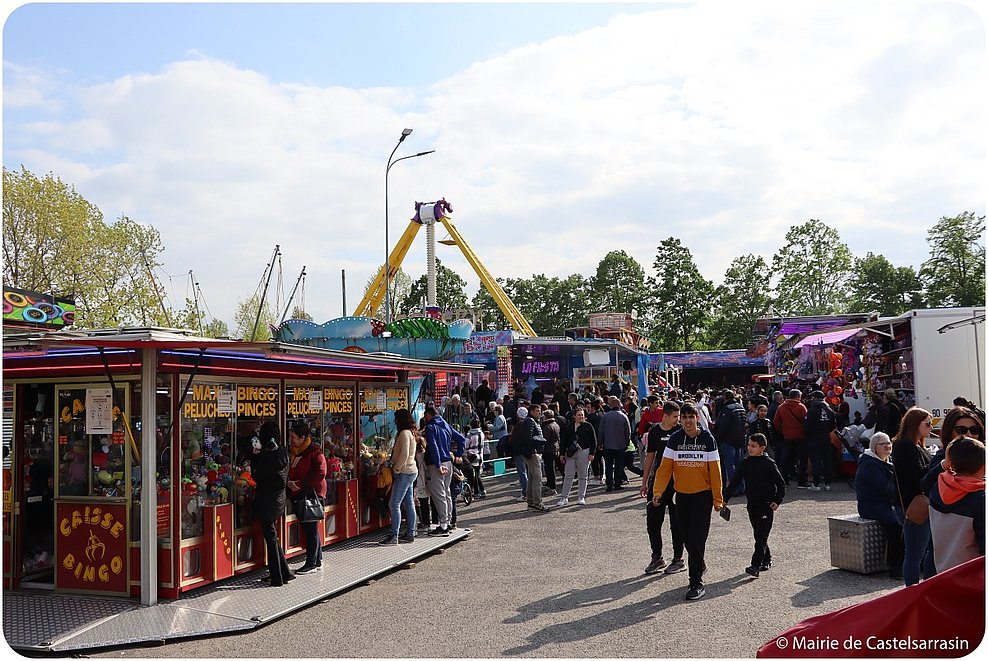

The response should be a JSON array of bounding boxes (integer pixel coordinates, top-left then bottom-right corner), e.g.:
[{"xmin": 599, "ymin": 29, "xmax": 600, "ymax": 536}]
[
  {"xmin": 233, "ymin": 292, "xmax": 278, "ymax": 341},
  {"xmin": 708, "ymin": 254, "xmax": 773, "ymax": 349},
  {"xmin": 171, "ymin": 298, "xmax": 231, "ymax": 337},
  {"xmin": 290, "ymin": 306, "xmax": 313, "ymax": 321},
  {"xmin": 471, "ymin": 284, "xmax": 509, "ymax": 331},
  {"xmin": 505, "ymin": 273, "xmax": 589, "ymax": 335},
  {"xmin": 589, "ymin": 250, "xmax": 653, "ymax": 322},
  {"xmin": 2, "ymin": 166, "xmax": 169, "ymax": 327},
  {"xmin": 847, "ymin": 253, "xmax": 924, "ymax": 316},
  {"xmin": 362, "ymin": 267, "xmax": 410, "ymax": 320},
  {"xmin": 399, "ymin": 259, "xmax": 468, "ymax": 315},
  {"xmin": 919, "ymin": 212, "xmax": 986, "ymax": 308},
  {"xmin": 771, "ymin": 220, "xmax": 853, "ymax": 316},
  {"xmin": 650, "ymin": 237, "xmax": 715, "ymax": 351}
]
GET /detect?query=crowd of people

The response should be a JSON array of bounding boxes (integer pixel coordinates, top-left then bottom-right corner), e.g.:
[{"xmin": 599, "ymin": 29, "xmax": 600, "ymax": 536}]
[
  {"xmin": 434, "ymin": 377, "xmax": 985, "ymax": 600},
  {"xmin": 248, "ymin": 375, "xmax": 984, "ymax": 601}
]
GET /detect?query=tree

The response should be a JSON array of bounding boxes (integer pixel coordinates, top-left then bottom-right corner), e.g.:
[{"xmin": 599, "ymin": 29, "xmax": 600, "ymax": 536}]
[
  {"xmin": 399, "ymin": 259, "xmax": 468, "ymax": 315},
  {"xmin": 589, "ymin": 250, "xmax": 653, "ymax": 322},
  {"xmin": 289, "ymin": 306, "xmax": 313, "ymax": 321},
  {"xmin": 503, "ymin": 274, "xmax": 589, "ymax": 335},
  {"xmin": 171, "ymin": 298, "xmax": 231, "ymax": 337},
  {"xmin": 650, "ymin": 237, "xmax": 714, "ymax": 351},
  {"xmin": 233, "ymin": 293, "xmax": 278, "ymax": 341},
  {"xmin": 771, "ymin": 220, "xmax": 853, "ymax": 315},
  {"xmin": 847, "ymin": 253, "xmax": 924, "ymax": 316},
  {"xmin": 708, "ymin": 254, "xmax": 773, "ymax": 349},
  {"xmin": 2, "ymin": 166, "xmax": 169, "ymax": 327},
  {"xmin": 471, "ymin": 282, "xmax": 508, "ymax": 331},
  {"xmin": 919, "ymin": 212, "xmax": 986, "ymax": 308},
  {"xmin": 362, "ymin": 267, "xmax": 411, "ymax": 320}
]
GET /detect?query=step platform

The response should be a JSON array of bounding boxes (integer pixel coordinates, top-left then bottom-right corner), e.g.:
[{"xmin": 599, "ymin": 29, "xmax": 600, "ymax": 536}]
[{"xmin": 2, "ymin": 527, "xmax": 470, "ymax": 653}]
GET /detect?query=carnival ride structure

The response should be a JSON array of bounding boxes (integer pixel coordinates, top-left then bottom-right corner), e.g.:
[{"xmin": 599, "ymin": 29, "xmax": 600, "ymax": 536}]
[
  {"xmin": 274, "ymin": 199, "xmax": 530, "ymax": 360},
  {"xmin": 353, "ymin": 198, "xmax": 536, "ymax": 336}
]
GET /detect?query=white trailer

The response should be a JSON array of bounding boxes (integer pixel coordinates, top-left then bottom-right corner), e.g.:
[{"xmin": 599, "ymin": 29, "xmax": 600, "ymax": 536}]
[{"xmin": 868, "ymin": 307, "xmax": 984, "ymax": 429}]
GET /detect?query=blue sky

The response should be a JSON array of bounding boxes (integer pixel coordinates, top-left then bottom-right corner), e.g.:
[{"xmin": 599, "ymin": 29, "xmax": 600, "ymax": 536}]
[{"xmin": 3, "ymin": 2, "xmax": 985, "ymax": 331}]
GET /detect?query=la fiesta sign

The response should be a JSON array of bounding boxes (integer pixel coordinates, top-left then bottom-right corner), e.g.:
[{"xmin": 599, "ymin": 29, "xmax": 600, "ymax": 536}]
[{"xmin": 56, "ymin": 502, "xmax": 128, "ymax": 593}]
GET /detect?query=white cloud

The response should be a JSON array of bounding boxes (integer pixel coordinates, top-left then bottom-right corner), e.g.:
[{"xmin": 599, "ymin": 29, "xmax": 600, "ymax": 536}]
[{"xmin": 4, "ymin": 3, "xmax": 984, "ymax": 328}]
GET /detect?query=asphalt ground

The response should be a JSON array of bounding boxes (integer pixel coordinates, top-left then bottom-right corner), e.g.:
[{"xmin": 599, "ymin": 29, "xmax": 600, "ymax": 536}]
[{"xmin": 91, "ymin": 470, "xmax": 902, "ymax": 659}]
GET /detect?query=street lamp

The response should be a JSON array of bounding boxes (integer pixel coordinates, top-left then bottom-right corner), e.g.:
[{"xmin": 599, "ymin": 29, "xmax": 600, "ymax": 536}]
[{"xmin": 385, "ymin": 128, "xmax": 435, "ymax": 323}]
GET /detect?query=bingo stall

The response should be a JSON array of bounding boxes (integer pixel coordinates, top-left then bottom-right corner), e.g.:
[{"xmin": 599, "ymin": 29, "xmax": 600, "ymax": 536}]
[{"xmin": 1, "ymin": 327, "xmax": 479, "ymax": 604}]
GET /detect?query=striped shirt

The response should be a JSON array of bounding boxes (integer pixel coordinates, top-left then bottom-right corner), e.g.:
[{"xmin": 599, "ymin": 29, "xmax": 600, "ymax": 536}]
[{"xmin": 653, "ymin": 428, "xmax": 725, "ymax": 508}]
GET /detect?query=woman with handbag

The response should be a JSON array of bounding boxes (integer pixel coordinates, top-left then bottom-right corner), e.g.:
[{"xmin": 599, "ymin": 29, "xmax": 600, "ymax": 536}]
[
  {"xmin": 891, "ymin": 407, "xmax": 936, "ymax": 586},
  {"xmin": 557, "ymin": 407, "xmax": 597, "ymax": 506},
  {"xmin": 287, "ymin": 421, "xmax": 327, "ymax": 574},
  {"xmin": 381, "ymin": 408, "xmax": 418, "ymax": 545}
]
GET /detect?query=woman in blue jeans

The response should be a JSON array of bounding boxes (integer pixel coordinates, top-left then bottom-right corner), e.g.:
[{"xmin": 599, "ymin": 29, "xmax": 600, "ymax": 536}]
[
  {"xmin": 891, "ymin": 407, "xmax": 936, "ymax": 586},
  {"xmin": 380, "ymin": 409, "xmax": 418, "ymax": 545}
]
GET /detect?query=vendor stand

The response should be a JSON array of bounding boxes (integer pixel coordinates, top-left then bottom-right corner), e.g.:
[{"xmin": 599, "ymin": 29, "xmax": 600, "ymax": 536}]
[{"xmin": 2, "ymin": 328, "xmax": 480, "ymax": 605}]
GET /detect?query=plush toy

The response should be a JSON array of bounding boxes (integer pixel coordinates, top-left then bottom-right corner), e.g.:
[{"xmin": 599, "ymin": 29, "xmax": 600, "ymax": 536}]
[{"xmin": 239, "ymin": 471, "xmax": 256, "ymax": 488}]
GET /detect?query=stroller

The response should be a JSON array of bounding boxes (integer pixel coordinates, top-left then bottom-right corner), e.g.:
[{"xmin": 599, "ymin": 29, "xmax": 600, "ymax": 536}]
[
  {"xmin": 833, "ymin": 424, "xmax": 867, "ymax": 488},
  {"xmin": 450, "ymin": 466, "xmax": 473, "ymax": 506}
]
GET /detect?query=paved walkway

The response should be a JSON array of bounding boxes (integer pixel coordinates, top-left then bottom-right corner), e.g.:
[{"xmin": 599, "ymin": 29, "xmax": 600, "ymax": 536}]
[{"xmin": 70, "ymin": 471, "xmax": 910, "ymax": 658}]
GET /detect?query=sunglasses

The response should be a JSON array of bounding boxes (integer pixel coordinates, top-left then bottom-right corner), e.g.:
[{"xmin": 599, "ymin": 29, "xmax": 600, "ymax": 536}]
[{"xmin": 953, "ymin": 425, "xmax": 982, "ymax": 436}]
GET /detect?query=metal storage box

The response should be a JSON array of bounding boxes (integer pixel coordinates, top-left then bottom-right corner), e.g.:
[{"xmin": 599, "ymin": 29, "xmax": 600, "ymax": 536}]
[{"xmin": 828, "ymin": 514, "xmax": 888, "ymax": 573}]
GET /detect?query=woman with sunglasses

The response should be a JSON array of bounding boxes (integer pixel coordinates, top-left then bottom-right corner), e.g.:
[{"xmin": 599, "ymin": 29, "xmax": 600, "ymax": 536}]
[
  {"xmin": 891, "ymin": 407, "xmax": 936, "ymax": 586},
  {"xmin": 920, "ymin": 407, "xmax": 986, "ymax": 495}
]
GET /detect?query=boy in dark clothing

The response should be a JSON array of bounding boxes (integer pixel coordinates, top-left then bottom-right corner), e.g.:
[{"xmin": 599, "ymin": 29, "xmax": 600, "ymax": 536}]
[
  {"xmin": 723, "ymin": 433, "xmax": 786, "ymax": 578},
  {"xmin": 748, "ymin": 405, "xmax": 777, "ymax": 458}
]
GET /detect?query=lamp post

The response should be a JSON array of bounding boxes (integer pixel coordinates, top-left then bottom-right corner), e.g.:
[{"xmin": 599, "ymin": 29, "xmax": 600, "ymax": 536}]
[{"xmin": 385, "ymin": 128, "xmax": 435, "ymax": 324}]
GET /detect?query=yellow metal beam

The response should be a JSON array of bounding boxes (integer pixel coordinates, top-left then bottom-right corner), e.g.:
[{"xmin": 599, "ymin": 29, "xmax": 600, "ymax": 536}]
[
  {"xmin": 352, "ymin": 221, "xmax": 423, "ymax": 317},
  {"xmin": 438, "ymin": 216, "xmax": 536, "ymax": 336}
]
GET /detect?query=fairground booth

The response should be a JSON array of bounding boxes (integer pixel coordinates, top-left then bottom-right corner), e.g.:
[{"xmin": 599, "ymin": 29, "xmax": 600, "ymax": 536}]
[{"xmin": 1, "ymin": 327, "xmax": 480, "ymax": 605}]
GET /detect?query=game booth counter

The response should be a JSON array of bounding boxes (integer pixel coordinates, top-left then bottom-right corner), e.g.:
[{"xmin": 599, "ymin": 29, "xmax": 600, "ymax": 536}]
[
  {"xmin": 774, "ymin": 307, "xmax": 985, "ymax": 430},
  {"xmin": 1, "ymin": 327, "xmax": 482, "ymax": 605}
]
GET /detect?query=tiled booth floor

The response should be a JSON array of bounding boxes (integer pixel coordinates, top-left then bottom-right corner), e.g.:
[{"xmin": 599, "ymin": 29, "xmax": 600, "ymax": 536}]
[{"xmin": 3, "ymin": 528, "xmax": 470, "ymax": 653}]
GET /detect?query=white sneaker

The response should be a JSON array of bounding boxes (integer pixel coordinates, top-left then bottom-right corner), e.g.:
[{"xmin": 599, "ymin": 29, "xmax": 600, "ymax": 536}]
[
  {"xmin": 577, "ymin": 498, "xmax": 586, "ymax": 505},
  {"xmin": 807, "ymin": 485, "xmax": 822, "ymax": 492},
  {"xmin": 823, "ymin": 484, "xmax": 831, "ymax": 491},
  {"xmin": 558, "ymin": 498, "xmax": 569, "ymax": 507}
]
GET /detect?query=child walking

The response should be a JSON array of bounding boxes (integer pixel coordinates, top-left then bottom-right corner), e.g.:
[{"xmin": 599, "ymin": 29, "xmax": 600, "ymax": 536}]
[{"xmin": 723, "ymin": 433, "xmax": 786, "ymax": 577}]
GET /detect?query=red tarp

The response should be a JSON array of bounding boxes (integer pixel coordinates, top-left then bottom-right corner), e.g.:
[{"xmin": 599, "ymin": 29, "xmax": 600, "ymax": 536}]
[{"xmin": 757, "ymin": 556, "xmax": 985, "ymax": 658}]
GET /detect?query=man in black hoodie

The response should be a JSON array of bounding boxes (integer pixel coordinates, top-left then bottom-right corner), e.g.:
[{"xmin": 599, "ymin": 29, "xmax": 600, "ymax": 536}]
[
  {"xmin": 803, "ymin": 390, "xmax": 836, "ymax": 492},
  {"xmin": 715, "ymin": 390, "xmax": 748, "ymax": 495}
]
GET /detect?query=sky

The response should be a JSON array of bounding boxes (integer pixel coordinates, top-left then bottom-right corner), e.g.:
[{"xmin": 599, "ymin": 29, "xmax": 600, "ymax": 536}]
[{"xmin": 3, "ymin": 1, "xmax": 985, "ymax": 331}]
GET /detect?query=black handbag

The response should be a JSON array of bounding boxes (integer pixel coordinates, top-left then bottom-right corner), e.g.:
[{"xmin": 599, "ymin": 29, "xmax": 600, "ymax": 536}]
[{"xmin": 294, "ymin": 490, "xmax": 323, "ymax": 523}]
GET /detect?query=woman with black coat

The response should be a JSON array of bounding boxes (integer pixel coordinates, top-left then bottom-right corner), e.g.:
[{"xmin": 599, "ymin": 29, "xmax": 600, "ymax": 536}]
[
  {"xmin": 855, "ymin": 433, "xmax": 903, "ymax": 580},
  {"xmin": 251, "ymin": 421, "xmax": 293, "ymax": 586},
  {"xmin": 891, "ymin": 407, "xmax": 935, "ymax": 586},
  {"xmin": 557, "ymin": 407, "xmax": 597, "ymax": 506}
]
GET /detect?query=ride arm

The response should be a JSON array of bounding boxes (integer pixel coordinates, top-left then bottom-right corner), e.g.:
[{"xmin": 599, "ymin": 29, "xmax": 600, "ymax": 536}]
[
  {"xmin": 353, "ymin": 220, "xmax": 422, "ymax": 318},
  {"xmin": 438, "ymin": 216, "xmax": 537, "ymax": 336}
]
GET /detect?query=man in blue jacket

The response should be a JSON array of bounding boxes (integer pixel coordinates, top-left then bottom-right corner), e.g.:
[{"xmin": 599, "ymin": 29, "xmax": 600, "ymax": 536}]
[{"xmin": 424, "ymin": 402, "xmax": 462, "ymax": 536}]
